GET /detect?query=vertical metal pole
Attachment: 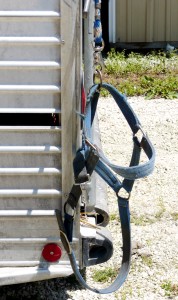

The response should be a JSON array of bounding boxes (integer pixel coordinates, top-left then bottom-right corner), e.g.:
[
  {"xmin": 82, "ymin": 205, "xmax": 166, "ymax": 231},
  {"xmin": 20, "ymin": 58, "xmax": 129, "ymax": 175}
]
[
  {"xmin": 84, "ymin": 0, "xmax": 94, "ymax": 93},
  {"xmin": 109, "ymin": 0, "xmax": 116, "ymax": 43}
]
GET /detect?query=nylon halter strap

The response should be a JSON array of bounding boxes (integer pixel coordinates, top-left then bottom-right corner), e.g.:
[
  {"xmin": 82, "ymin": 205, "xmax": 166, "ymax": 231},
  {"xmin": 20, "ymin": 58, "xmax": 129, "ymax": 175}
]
[{"xmin": 57, "ymin": 83, "xmax": 155, "ymax": 294}]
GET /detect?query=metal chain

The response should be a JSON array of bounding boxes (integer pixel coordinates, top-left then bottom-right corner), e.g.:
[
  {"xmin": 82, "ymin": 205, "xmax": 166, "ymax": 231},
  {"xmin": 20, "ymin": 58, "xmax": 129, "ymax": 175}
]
[{"xmin": 93, "ymin": 0, "xmax": 104, "ymax": 85}]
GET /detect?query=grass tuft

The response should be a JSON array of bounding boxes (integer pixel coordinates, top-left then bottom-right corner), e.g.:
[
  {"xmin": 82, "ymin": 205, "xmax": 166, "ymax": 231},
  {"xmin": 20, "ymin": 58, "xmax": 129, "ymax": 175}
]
[
  {"xmin": 92, "ymin": 267, "xmax": 118, "ymax": 283},
  {"xmin": 141, "ymin": 256, "xmax": 153, "ymax": 267},
  {"xmin": 161, "ymin": 281, "xmax": 178, "ymax": 297},
  {"xmin": 103, "ymin": 49, "xmax": 178, "ymax": 98}
]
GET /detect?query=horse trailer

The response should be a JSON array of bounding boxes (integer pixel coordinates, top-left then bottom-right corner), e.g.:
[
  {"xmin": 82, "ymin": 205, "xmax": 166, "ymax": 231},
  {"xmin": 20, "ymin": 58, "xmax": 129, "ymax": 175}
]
[{"xmin": 0, "ymin": 0, "xmax": 155, "ymax": 294}]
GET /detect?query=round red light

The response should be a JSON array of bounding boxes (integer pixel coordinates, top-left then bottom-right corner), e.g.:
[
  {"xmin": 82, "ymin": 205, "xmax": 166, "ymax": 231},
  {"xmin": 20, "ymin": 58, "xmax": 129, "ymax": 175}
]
[{"xmin": 42, "ymin": 243, "xmax": 62, "ymax": 262}]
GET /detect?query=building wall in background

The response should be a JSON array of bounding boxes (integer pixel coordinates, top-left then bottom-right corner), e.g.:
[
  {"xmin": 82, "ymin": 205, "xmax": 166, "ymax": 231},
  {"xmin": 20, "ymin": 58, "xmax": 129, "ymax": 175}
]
[{"xmin": 115, "ymin": 0, "xmax": 178, "ymax": 44}]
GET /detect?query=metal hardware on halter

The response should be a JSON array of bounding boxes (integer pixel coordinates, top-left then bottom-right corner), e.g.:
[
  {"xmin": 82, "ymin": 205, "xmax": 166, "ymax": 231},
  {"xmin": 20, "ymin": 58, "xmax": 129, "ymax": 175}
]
[
  {"xmin": 93, "ymin": 41, "xmax": 105, "ymax": 70},
  {"xmin": 93, "ymin": 40, "xmax": 105, "ymax": 53},
  {"xmin": 80, "ymin": 181, "xmax": 91, "ymax": 208},
  {"xmin": 93, "ymin": 69, "xmax": 103, "ymax": 87}
]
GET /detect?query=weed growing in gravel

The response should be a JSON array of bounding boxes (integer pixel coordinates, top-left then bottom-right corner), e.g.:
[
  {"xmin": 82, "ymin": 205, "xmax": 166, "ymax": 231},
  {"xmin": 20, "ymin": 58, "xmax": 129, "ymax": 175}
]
[
  {"xmin": 130, "ymin": 214, "xmax": 155, "ymax": 226},
  {"xmin": 103, "ymin": 49, "xmax": 178, "ymax": 98},
  {"xmin": 92, "ymin": 267, "xmax": 117, "ymax": 283},
  {"xmin": 141, "ymin": 256, "xmax": 153, "ymax": 268},
  {"xmin": 155, "ymin": 198, "xmax": 166, "ymax": 220},
  {"xmin": 130, "ymin": 214, "xmax": 147, "ymax": 225},
  {"xmin": 120, "ymin": 288, "xmax": 133, "ymax": 300},
  {"xmin": 171, "ymin": 212, "xmax": 178, "ymax": 221},
  {"xmin": 121, "ymin": 293, "xmax": 127, "ymax": 300},
  {"xmin": 110, "ymin": 213, "xmax": 119, "ymax": 221},
  {"xmin": 146, "ymin": 239, "xmax": 152, "ymax": 246},
  {"xmin": 161, "ymin": 281, "xmax": 178, "ymax": 297}
]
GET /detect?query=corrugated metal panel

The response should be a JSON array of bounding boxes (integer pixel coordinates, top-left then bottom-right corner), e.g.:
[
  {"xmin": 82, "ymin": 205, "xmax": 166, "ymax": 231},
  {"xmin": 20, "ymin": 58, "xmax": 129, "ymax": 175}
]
[
  {"xmin": 153, "ymin": 0, "xmax": 178, "ymax": 41},
  {"xmin": 153, "ymin": 0, "xmax": 167, "ymax": 42},
  {"xmin": 0, "ymin": 0, "xmax": 81, "ymax": 276},
  {"xmin": 0, "ymin": 4, "xmax": 62, "ymax": 210},
  {"xmin": 116, "ymin": 0, "xmax": 178, "ymax": 43},
  {"xmin": 169, "ymin": 0, "xmax": 178, "ymax": 41}
]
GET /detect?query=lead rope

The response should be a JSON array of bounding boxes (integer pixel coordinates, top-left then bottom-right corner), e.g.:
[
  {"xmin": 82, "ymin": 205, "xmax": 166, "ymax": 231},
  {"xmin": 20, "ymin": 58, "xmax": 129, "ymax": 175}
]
[{"xmin": 93, "ymin": 0, "xmax": 104, "ymax": 85}]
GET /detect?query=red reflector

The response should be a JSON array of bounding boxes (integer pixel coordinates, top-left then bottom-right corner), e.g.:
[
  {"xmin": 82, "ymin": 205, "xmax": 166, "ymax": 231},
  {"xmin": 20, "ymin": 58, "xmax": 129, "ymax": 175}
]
[
  {"xmin": 42, "ymin": 243, "xmax": 62, "ymax": 262},
  {"xmin": 81, "ymin": 86, "xmax": 86, "ymax": 114}
]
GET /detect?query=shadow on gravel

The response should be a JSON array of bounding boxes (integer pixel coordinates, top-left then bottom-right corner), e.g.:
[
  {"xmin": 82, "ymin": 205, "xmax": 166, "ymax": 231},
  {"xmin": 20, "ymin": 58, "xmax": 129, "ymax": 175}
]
[{"xmin": 0, "ymin": 274, "xmax": 85, "ymax": 300}]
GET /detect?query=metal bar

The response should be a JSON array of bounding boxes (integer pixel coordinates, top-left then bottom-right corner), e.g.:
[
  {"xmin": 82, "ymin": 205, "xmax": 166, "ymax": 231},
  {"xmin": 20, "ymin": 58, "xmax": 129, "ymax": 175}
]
[
  {"xmin": 0, "ymin": 61, "xmax": 61, "ymax": 69},
  {"xmin": 0, "ymin": 85, "xmax": 61, "ymax": 93},
  {"xmin": 0, "ymin": 126, "xmax": 61, "ymax": 131},
  {"xmin": 0, "ymin": 238, "xmax": 78, "ymax": 243},
  {"xmin": 0, "ymin": 146, "xmax": 61, "ymax": 152},
  {"xmin": 0, "ymin": 37, "xmax": 61, "ymax": 44},
  {"xmin": 83, "ymin": 0, "xmax": 92, "ymax": 18},
  {"xmin": 0, "ymin": 108, "xmax": 60, "ymax": 113},
  {"xmin": 109, "ymin": 0, "xmax": 116, "ymax": 43},
  {"xmin": 84, "ymin": 0, "xmax": 94, "ymax": 93},
  {"xmin": 0, "ymin": 11, "xmax": 60, "ymax": 18},
  {"xmin": 0, "ymin": 168, "xmax": 61, "ymax": 175},
  {"xmin": 0, "ymin": 210, "xmax": 56, "ymax": 216},
  {"xmin": 0, "ymin": 190, "xmax": 61, "ymax": 198}
]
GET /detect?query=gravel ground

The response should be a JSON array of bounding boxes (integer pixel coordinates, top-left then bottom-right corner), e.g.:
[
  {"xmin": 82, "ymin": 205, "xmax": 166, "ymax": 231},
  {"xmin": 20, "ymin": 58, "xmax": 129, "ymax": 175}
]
[{"xmin": 0, "ymin": 96, "xmax": 178, "ymax": 300}]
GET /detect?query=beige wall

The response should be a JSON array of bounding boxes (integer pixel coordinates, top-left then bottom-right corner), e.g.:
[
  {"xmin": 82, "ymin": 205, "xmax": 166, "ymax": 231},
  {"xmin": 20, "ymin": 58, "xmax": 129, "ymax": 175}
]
[{"xmin": 116, "ymin": 0, "xmax": 178, "ymax": 43}]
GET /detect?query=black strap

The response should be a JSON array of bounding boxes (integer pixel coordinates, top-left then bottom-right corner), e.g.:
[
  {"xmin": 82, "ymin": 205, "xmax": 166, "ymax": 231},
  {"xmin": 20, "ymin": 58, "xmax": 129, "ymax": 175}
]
[
  {"xmin": 61, "ymin": 83, "xmax": 155, "ymax": 294},
  {"xmin": 64, "ymin": 147, "xmax": 99, "ymax": 242}
]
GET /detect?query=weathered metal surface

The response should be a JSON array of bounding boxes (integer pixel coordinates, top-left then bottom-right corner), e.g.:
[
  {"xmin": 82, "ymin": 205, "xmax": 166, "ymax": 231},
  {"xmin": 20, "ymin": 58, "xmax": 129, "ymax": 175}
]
[{"xmin": 116, "ymin": 0, "xmax": 178, "ymax": 44}]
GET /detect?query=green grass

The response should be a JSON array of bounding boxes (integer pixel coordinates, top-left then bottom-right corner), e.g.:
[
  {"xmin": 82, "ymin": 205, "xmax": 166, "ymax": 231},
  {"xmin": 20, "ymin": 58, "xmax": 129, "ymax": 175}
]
[
  {"xmin": 161, "ymin": 281, "xmax": 178, "ymax": 297},
  {"xmin": 155, "ymin": 198, "xmax": 166, "ymax": 220},
  {"xmin": 110, "ymin": 213, "xmax": 119, "ymax": 221},
  {"xmin": 130, "ymin": 214, "xmax": 155, "ymax": 226},
  {"xmin": 103, "ymin": 49, "xmax": 178, "ymax": 99},
  {"xmin": 141, "ymin": 256, "xmax": 153, "ymax": 268},
  {"xmin": 92, "ymin": 267, "xmax": 118, "ymax": 283}
]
